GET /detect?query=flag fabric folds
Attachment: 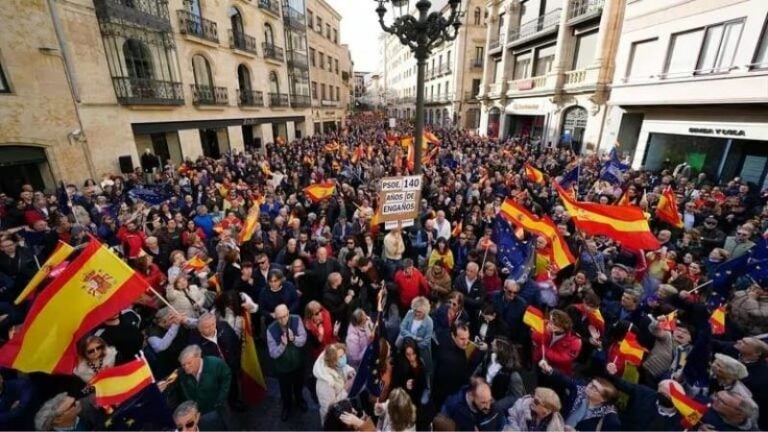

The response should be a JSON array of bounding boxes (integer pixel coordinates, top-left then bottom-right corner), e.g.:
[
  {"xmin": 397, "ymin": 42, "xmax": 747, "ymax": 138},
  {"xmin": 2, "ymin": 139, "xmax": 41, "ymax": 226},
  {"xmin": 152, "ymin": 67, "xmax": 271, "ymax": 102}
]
[
  {"xmin": 709, "ymin": 305, "xmax": 726, "ymax": 335},
  {"xmin": 90, "ymin": 358, "xmax": 154, "ymax": 407},
  {"xmin": 618, "ymin": 330, "xmax": 645, "ymax": 366},
  {"xmin": 491, "ymin": 215, "xmax": 534, "ymax": 282},
  {"xmin": 657, "ymin": 311, "xmax": 678, "ymax": 332},
  {"xmin": 499, "ymin": 199, "xmax": 575, "ymax": 271},
  {"xmin": 524, "ymin": 163, "xmax": 546, "ymax": 184},
  {"xmin": 523, "ymin": 305, "xmax": 545, "ymax": 336},
  {"xmin": 304, "ymin": 181, "xmax": 336, "ymax": 203},
  {"xmin": 555, "ymin": 183, "xmax": 661, "ymax": 251},
  {"xmin": 451, "ymin": 221, "xmax": 463, "ymax": 238},
  {"xmin": 669, "ymin": 384, "xmax": 708, "ymax": 428},
  {"xmin": 599, "ymin": 147, "xmax": 629, "ymax": 185},
  {"xmin": 127, "ymin": 185, "xmax": 171, "ymax": 206},
  {"xmin": 183, "ymin": 256, "xmax": 207, "ymax": 272},
  {"xmin": 558, "ymin": 164, "xmax": 580, "ymax": 190},
  {"xmin": 656, "ymin": 187, "xmax": 683, "ymax": 228},
  {"xmin": 0, "ymin": 239, "xmax": 150, "ymax": 374},
  {"xmin": 238, "ymin": 200, "xmax": 261, "ymax": 244},
  {"xmin": 349, "ymin": 289, "xmax": 388, "ymax": 398},
  {"xmin": 240, "ymin": 312, "xmax": 267, "ymax": 404},
  {"xmin": 15, "ymin": 241, "xmax": 74, "ymax": 304},
  {"xmin": 100, "ymin": 385, "xmax": 175, "ymax": 431}
]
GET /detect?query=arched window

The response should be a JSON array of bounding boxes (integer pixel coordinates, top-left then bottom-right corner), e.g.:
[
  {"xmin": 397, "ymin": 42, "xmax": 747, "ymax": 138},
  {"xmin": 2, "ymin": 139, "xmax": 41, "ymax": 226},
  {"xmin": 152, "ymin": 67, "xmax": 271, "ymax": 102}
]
[
  {"xmin": 561, "ymin": 105, "xmax": 588, "ymax": 153},
  {"xmin": 192, "ymin": 54, "xmax": 213, "ymax": 87},
  {"xmin": 264, "ymin": 23, "xmax": 274, "ymax": 46},
  {"xmin": 237, "ymin": 64, "xmax": 251, "ymax": 91},
  {"xmin": 474, "ymin": 7, "xmax": 482, "ymax": 25},
  {"xmin": 229, "ymin": 6, "xmax": 243, "ymax": 36},
  {"xmin": 123, "ymin": 39, "xmax": 154, "ymax": 80},
  {"xmin": 488, "ymin": 107, "xmax": 501, "ymax": 138},
  {"xmin": 269, "ymin": 71, "xmax": 280, "ymax": 94}
]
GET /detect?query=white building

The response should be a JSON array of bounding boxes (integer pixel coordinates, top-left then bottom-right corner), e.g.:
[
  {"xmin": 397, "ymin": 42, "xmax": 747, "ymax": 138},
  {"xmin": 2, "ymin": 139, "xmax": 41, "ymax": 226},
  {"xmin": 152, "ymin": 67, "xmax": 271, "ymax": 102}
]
[
  {"xmin": 478, "ymin": 0, "xmax": 624, "ymax": 152},
  {"xmin": 602, "ymin": 0, "xmax": 768, "ymax": 188}
]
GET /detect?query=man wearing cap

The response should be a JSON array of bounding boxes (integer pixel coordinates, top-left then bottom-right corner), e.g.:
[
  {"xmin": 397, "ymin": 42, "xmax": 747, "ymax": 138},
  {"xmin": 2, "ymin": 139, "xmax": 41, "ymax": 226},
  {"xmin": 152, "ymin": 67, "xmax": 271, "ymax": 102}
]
[
  {"xmin": 594, "ymin": 263, "xmax": 637, "ymax": 317},
  {"xmin": 698, "ymin": 216, "xmax": 726, "ymax": 250}
]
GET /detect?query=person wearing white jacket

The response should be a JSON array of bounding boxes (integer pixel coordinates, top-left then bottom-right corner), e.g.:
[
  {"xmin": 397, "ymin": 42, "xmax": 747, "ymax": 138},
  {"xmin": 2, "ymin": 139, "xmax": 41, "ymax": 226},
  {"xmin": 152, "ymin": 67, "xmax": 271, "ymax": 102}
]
[
  {"xmin": 313, "ymin": 342, "xmax": 356, "ymax": 425},
  {"xmin": 165, "ymin": 274, "xmax": 208, "ymax": 320}
]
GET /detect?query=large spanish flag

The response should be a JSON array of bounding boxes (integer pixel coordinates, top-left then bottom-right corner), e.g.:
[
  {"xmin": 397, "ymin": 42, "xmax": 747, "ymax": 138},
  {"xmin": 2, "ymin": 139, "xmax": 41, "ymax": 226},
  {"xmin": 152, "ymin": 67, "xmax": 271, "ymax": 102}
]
[
  {"xmin": 709, "ymin": 305, "xmax": 726, "ymax": 335},
  {"xmin": 90, "ymin": 358, "xmax": 154, "ymax": 407},
  {"xmin": 669, "ymin": 384, "xmax": 708, "ymax": 428},
  {"xmin": 524, "ymin": 163, "xmax": 546, "ymax": 184},
  {"xmin": 656, "ymin": 187, "xmax": 683, "ymax": 229},
  {"xmin": 0, "ymin": 239, "xmax": 150, "ymax": 374},
  {"xmin": 304, "ymin": 181, "xmax": 336, "ymax": 203},
  {"xmin": 555, "ymin": 183, "xmax": 660, "ymax": 251},
  {"xmin": 423, "ymin": 131, "xmax": 441, "ymax": 145},
  {"xmin": 500, "ymin": 198, "xmax": 575, "ymax": 271},
  {"xmin": 523, "ymin": 305, "xmax": 545, "ymax": 336},
  {"xmin": 238, "ymin": 199, "xmax": 262, "ymax": 244},
  {"xmin": 15, "ymin": 241, "xmax": 74, "ymax": 304},
  {"xmin": 618, "ymin": 330, "xmax": 645, "ymax": 366},
  {"xmin": 241, "ymin": 312, "xmax": 267, "ymax": 404}
]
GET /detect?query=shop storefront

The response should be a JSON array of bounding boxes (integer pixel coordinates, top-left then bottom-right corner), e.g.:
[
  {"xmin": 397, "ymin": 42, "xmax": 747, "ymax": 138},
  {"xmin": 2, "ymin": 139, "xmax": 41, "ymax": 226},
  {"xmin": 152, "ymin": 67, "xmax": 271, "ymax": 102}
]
[{"xmin": 504, "ymin": 100, "xmax": 550, "ymax": 142}]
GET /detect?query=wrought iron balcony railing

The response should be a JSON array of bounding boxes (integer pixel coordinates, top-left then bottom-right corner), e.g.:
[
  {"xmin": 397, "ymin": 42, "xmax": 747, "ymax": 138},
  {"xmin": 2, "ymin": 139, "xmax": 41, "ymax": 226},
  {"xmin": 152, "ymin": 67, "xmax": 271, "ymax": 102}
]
[
  {"xmin": 258, "ymin": 0, "xmax": 280, "ymax": 17},
  {"xmin": 237, "ymin": 89, "xmax": 264, "ymax": 106},
  {"xmin": 178, "ymin": 9, "xmax": 218, "ymax": 43},
  {"xmin": 263, "ymin": 42, "xmax": 285, "ymax": 62},
  {"xmin": 190, "ymin": 84, "xmax": 228, "ymax": 105},
  {"xmin": 508, "ymin": 8, "xmax": 561, "ymax": 42},
  {"xmin": 292, "ymin": 94, "xmax": 311, "ymax": 107},
  {"xmin": 93, "ymin": 0, "xmax": 172, "ymax": 31},
  {"xmin": 229, "ymin": 29, "xmax": 258, "ymax": 54},
  {"xmin": 112, "ymin": 77, "xmax": 184, "ymax": 105},
  {"xmin": 568, "ymin": 0, "xmax": 604, "ymax": 20},
  {"xmin": 269, "ymin": 92, "xmax": 289, "ymax": 107}
]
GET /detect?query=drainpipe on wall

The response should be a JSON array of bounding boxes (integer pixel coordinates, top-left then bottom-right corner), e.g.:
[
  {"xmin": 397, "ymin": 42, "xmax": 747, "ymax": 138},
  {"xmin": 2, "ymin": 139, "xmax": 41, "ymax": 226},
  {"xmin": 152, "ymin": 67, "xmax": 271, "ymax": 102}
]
[{"xmin": 46, "ymin": 0, "xmax": 97, "ymax": 180}]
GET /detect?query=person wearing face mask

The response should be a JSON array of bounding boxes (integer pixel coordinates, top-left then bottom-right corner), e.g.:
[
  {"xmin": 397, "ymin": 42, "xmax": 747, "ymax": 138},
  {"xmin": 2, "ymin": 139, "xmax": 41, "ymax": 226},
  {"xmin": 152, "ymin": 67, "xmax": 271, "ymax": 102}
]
[
  {"xmin": 440, "ymin": 381, "xmax": 504, "ymax": 432},
  {"xmin": 313, "ymin": 342, "xmax": 356, "ymax": 426}
]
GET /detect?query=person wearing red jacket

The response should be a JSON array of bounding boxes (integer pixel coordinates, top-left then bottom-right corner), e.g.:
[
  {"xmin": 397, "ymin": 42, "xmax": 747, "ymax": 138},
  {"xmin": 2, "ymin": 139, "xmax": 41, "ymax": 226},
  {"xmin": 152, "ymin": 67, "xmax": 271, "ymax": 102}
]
[
  {"xmin": 393, "ymin": 258, "xmax": 429, "ymax": 315},
  {"xmin": 117, "ymin": 221, "xmax": 147, "ymax": 260},
  {"xmin": 303, "ymin": 300, "xmax": 339, "ymax": 360},
  {"xmin": 532, "ymin": 309, "xmax": 582, "ymax": 376}
]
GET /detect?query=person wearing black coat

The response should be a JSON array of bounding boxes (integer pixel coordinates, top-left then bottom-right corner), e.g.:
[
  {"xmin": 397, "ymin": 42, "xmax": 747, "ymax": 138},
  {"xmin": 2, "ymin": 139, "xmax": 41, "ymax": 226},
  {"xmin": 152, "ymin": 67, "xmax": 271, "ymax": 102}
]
[
  {"xmin": 471, "ymin": 337, "xmax": 525, "ymax": 411},
  {"xmin": 0, "ymin": 239, "xmax": 37, "ymax": 302},
  {"xmin": 453, "ymin": 266, "xmax": 485, "ymax": 315},
  {"xmin": 321, "ymin": 272, "xmax": 350, "ymax": 327},
  {"xmin": 713, "ymin": 337, "xmax": 768, "ymax": 430},
  {"xmin": 432, "ymin": 322, "xmax": 472, "ymax": 409},
  {"xmin": 471, "ymin": 302, "xmax": 510, "ymax": 348},
  {"xmin": 392, "ymin": 338, "xmax": 428, "ymax": 420},
  {"xmin": 605, "ymin": 364, "xmax": 683, "ymax": 431},
  {"xmin": 221, "ymin": 261, "xmax": 242, "ymax": 292},
  {"xmin": 288, "ymin": 259, "xmax": 320, "ymax": 309}
]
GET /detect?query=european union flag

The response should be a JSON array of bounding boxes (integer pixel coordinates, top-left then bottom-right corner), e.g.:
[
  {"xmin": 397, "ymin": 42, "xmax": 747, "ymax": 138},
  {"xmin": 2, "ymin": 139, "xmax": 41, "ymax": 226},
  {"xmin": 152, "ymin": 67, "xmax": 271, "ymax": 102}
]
[
  {"xmin": 559, "ymin": 165, "xmax": 580, "ymax": 190},
  {"xmin": 127, "ymin": 185, "xmax": 171, "ymax": 206},
  {"xmin": 348, "ymin": 290, "xmax": 387, "ymax": 399},
  {"xmin": 750, "ymin": 235, "xmax": 768, "ymax": 261},
  {"xmin": 101, "ymin": 384, "xmax": 174, "ymax": 431},
  {"xmin": 711, "ymin": 253, "xmax": 750, "ymax": 298},
  {"xmin": 600, "ymin": 148, "xmax": 629, "ymax": 185},
  {"xmin": 492, "ymin": 215, "xmax": 533, "ymax": 282}
]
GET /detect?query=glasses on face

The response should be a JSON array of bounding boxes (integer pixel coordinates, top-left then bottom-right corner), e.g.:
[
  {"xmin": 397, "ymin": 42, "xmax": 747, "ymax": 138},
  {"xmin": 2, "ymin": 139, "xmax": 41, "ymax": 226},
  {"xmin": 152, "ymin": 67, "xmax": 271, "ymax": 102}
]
[
  {"xmin": 177, "ymin": 420, "xmax": 197, "ymax": 429},
  {"xmin": 86, "ymin": 345, "xmax": 105, "ymax": 355}
]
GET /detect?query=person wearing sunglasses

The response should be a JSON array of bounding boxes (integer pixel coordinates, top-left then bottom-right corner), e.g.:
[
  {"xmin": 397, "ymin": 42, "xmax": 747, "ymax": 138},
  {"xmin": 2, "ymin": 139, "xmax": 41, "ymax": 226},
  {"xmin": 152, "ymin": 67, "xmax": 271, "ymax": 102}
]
[
  {"xmin": 73, "ymin": 335, "xmax": 116, "ymax": 383},
  {"xmin": 173, "ymin": 401, "xmax": 202, "ymax": 432}
]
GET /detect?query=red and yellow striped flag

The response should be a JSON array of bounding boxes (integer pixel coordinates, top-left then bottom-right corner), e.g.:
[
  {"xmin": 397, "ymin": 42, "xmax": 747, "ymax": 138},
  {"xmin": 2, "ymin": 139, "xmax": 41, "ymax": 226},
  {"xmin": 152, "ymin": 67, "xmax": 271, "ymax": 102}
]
[
  {"xmin": 524, "ymin": 163, "xmax": 545, "ymax": 184},
  {"xmin": 669, "ymin": 384, "xmax": 708, "ymax": 428},
  {"xmin": 183, "ymin": 256, "xmax": 207, "ymax": 272},
  {"xmin": 523, "ymin": 305, "xmax": 545, "ymax": 336},
  {"xmin": 90, "ymin": 357, "xmax": 154, "ymax": 407},
  {"xmin": 0, "ymin": 239, "xmax": 149, "ymax": 374},
  {"xmin": 207, "ymin": 274, "xmax": 221, "ymax": 294},
  {"xmin": 587, "ymin": 308, "xmax": 605, "ymax": 334},
  {"xmin": 619, "ymin": 330, "xmax": 645, "ymax": 366},
  {"xmin": 656, "ymin": 187, "xmax": 684, "ymax": 228},
  {"xmin": 304, "ymin": 181, "xmax": 336, "ymax": 203},
  {"xmin": 241, "ymin": 312, "xmax": 267, "ymax": 404},
  {"xmin": 616, "ymin": 190, "xmax": 631, "ymax": 206},
  {"xmin": 709, "ymin": 305, "xmax": 726, "ymax": 335},
  {"xmin": 500, "ymin": 198, "xmax": 575, "ymax": 271},
  {"xmin": 451, "ymin": 221, "xmax": 463, "ymax": 238},
  {"xmin": 424, "ymin": 131, "xmax": 440, "ymax": 145},
  {"xmin": 657, "ymin": 310, "xmax": 678, "ymax": 332},
  {"xmin": 555, "ymin": 183, "xmax": 661, "ymax": 251},
  {"xmin": 238, "ymin": 199, "xmax": 262, "ymax": 245},
  {"xmin": 15, "ymin": 241, "xmax": 74, "ymax": 305}
]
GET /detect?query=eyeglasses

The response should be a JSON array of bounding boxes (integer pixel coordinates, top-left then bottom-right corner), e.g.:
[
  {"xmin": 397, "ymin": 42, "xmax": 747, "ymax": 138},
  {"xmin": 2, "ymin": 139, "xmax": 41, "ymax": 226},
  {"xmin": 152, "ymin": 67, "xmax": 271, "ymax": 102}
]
[
  {"xmin": 177, "ymin": 420, "xmax": 197, "ymax": 429},
  {"xmin": 86, "ymin": 345, "xmax": 105, "ymax": 355}
]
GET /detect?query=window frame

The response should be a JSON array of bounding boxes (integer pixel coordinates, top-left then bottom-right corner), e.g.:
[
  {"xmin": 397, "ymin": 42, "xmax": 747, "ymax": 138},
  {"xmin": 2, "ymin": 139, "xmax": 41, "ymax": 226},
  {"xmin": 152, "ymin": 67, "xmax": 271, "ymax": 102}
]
[
  {"xmin": 752, "ymin": 14, "xmax": 768, "ymax": 70},
  {"xmin": 625, "ymin": 37, "xmax": 658, "ymax": 80},
  {"xmin": 695, "ymin": 18, "xmax": 746, "ymax": 76},
  {"xmin": 309, "ymin": 47, "xmax": 316, "ymax": 67}
]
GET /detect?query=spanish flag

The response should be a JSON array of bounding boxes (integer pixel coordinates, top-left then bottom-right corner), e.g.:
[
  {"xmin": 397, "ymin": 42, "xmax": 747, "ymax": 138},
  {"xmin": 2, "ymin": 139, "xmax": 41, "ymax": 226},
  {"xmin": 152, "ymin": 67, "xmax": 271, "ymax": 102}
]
[
  {"xmin": 669, "ymin": 384, "xmax": 708, "ymax": 428},
  {"xmin": 657, "ymin": 310, "xmax": 678, "ymax": 332},
  {"xmin": 406, "ymin": 142, "xmax": 415, "ymax": 172},
  {"xmin": 618, "ymin": 330, "xmax": 645, "ymax": 366},
  {"xmin": 656, "ymin": 187, "xmax": 684, "ymax": 229},
  {"xmin": 207, "ymin": 274, "xmax": 221, "ymax": 294},
  {"xmin": 500, "ymin": 198, "xmax": 575, "ymax": 271},
  {"xmin": 616, "ymin": 190, "xmax": 631, "ymax": 206},
  {"xmin": 555, "ymin": 183, "xmax": 661, "ymax": 251},
  {"xmin": 90, "ymin": 358, "xmax": 154, "ymax": 407},
  {"xmin": 238, "ymin": 199, "xmax": 262, "ymax": 245},
  {"xmin": 351, "ymin": 145, "xmax": 364, "ymax": 164},
  {"xmin": 370, "ymin": 208, "xmax": 381, "ymax": 237},
  {"xmin": 0, "ymin": 239, "xmax": 149, "ymax": 374},
  {"xmin": 304, "ymin": 181, "xmax": 336, "ymax": 203},
  {"xmin": 709, "ymin": 305, "xmax": 726, "ymax": 335},
  {"xmin": 241, "ymin": 312, "xmax": 267, "ymax": 404},
  {"xmin": 451, "ymin": 221, "xmax": 463, "ymax": 238},
  {"xmin": 424, "ymin": 131, "xmax": 440, "ymax": 145},
  {"xmin": 524, "ymin": 163, "xmax": 545, "ymax": 184},
  {"xmin": 587, "ymin": 308, "xmax": 605, "ymax": 334},
  {"xmin": 15, "ymin": 241, "xmax": 74, "ymax": 304},
  {"xmin": 523, "ymin": 305, "xmax": 545, "ymax": 336},
  {"xmin": 399, "ymin": 136, "xmax": 413, "ymax": 150},
  {"xmin": 183, "ymin": 256, "xmax": 208, "ymax": 272}
]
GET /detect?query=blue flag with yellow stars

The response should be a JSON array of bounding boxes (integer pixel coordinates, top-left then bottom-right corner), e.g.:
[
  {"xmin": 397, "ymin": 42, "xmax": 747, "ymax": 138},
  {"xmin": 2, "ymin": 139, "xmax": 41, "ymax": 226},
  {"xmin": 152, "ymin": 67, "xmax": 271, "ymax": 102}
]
[
  {"xmin": 491, "ymin": 214, "xmax": 533, "ymax": 282},
  {"xmin": 100, "ymin": 384, "xmax": 174, "ymax": 431},
  {"xmin": 348, "ymin": 289, "xmax": 388, "ymax": 399}
]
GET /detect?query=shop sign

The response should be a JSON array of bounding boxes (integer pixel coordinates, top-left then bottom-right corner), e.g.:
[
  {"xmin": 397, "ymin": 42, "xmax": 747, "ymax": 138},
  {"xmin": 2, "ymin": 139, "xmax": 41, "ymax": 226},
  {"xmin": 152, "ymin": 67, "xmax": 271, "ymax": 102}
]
[
  {"xmin": 688, "ymin": 127, "xmax": 746, "ymax": 137},
  {"xmin": 243, "ymin": 118, "xmax": 259, "ymax": 126},
  {"xmin": 511, "ymin": 103, "xmax": 542, "ymax": 112}
]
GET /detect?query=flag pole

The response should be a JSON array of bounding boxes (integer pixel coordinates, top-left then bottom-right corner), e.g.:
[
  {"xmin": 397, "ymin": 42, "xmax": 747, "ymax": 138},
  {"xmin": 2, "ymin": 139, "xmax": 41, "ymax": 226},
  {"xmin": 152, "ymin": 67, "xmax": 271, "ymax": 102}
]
[
  {"xmin": 687, "ymin": 279, "xmax": 713, "ymax": 294},
  {"xmin": 147, "ymin": 286, "xmax": 182, "ymax": 316}
]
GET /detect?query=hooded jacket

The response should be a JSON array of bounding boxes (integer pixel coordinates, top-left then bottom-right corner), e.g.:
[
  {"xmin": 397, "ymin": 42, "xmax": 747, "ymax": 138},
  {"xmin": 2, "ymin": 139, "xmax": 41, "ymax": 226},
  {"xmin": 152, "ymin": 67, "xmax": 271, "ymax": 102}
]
[{"xmin": 313, "ymin": 350, "xmax": 355, "ymax": 424}]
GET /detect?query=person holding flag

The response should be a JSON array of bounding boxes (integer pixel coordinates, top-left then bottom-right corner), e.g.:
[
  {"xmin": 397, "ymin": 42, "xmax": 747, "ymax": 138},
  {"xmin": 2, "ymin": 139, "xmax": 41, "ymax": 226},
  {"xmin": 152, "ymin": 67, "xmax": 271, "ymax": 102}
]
[{"xmin": 531, "ymin": 309, "xmax": 582, "ymax": 377}]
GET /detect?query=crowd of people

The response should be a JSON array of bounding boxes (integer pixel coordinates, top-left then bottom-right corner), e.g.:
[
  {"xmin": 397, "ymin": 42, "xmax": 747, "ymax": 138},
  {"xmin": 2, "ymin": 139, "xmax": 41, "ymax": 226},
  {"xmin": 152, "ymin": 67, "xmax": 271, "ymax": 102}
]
[{"xmin": 0, "ymin": 111, "xmax": 767, "ymax": 431}]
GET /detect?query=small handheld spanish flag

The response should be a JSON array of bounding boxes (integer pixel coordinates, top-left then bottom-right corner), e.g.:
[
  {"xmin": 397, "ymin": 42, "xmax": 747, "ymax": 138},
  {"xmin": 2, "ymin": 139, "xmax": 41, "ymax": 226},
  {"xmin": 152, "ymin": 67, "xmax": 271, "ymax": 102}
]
[
  {"xmin": 669, "ymin": 384, "xmax": 708, "ymax": 428},
  {"xmin": 523, "ymin": 305, "xmax": 545, "ymax": 336},
  {"xmin": 709, "ymin": 305, "xmax": 726, "ymax": 335},
  {"xmin": 524, "ymin": 163, "xmax": 545, "ymax": 184},
  {"xmin": 618, "ymin": 330, "xmax": 645, "ymax": 366},
  {"xmin": 90, "ymin": 358, "xmax": 154, "ymax": 407},
  {"xmin": 304, "ymin": 181, "xmax": 336, "ymax": 203},
  {"xmin": 657, "ymin": 310, "xmax": 678, "ymax": 332},
  {"xmin": 183, "ymin": 256, "xmax": 208, "ymax": 272}
]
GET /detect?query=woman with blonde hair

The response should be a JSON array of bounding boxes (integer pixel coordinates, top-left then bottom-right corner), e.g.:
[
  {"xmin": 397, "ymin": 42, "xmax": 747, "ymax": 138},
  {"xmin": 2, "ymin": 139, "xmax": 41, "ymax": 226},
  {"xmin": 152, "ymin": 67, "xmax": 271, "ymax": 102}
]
[
  {"xmin": 73, "ymin": 335, "xmax": 117, "ymax": 383},
  {"xmin": 504, "ymin": 387, "xmax": 565, "ymax": 431},
  {"xmin": 165, "ymin": 274, "xmax": 208, "ymax": 320},
  {"xmin": 375, "ymin": 387, "xmax": 417, "ymax": 431},
  {"xmin": 313, "ymin": 342, "xmax": 356, "ymax": 424}
]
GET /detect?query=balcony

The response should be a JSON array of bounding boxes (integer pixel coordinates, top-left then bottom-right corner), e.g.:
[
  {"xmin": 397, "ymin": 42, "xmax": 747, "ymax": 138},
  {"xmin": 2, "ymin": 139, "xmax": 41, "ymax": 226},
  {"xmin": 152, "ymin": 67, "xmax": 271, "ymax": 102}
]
[
  {"xmin": 262, "ymin": 43, "xmax": 285, "ymax": 62},
  {"xmin": 282, "ymin": 6, "xmax": 306, "ymax": 31},
  {"xmin": 464, "ymin": 91, "xmax": 480, "ymax": 102},
  {"xmin": 190, "ymin": 84, "xmax": 228, "ymax": 105},
  {"xmin": 177, "ymin": 10, "xmax": 218, "ymax": 43},
  {"xmin": 287, "ymin": 51, "xmax": 309, "ymax": 70},
  {"xmin": 489, "ymin": 38, "xmax": 501, "ymax": 51},
  {"xmin": 237, "ymin": 89, "xmax": 263, "ymax": 107},
  {"xmin": 488, "ymin": 81, "xmax": 506, "ymax": 98},
  {"xmin": 508, "ymin": 8, "xmax": 561, "ymax": 43},
  {"xmin": 258, "ymin": 0, "xmax": 280, "ymax": 17},
  {"xmin": 229, "ymin": 30, "xmax": 258, "ymax": 55},
  {"xmin": 438, "ymin": 64, "xmax": 452, "ymax": 76},
  {"xmin": 470, "ymin": 58, "xmax": 483, "ymax": 69},
  {"xmin": 112, "ymin": 77, "xmax": 184, "ymax": 105},
  {"xmin": 321, "ymin": 99, "xmax": 338, "ymax": 107},
  {"xmin": 568, "ymin": 0, "xmax": 604, "ymax": 21},
  {"xmin": 292, "ymin": 94, "xmax": 311, "ymax": 107},
  {"xmin": 93, "ymin": 0, "xmax": 172, "ymax": 31},
  {"xmin": 269, "ymin": 92, "xmax": 289, "ymax": 107},
  {"xmin": 506, "ymin": 76, "xmax": 548, "ymax": 95},
  {"xmin": 564, "ymin": 69, "xmax": 587, "ymax": 86},
  {"xmin": 425, "ymin": 93, "xmax": 453, "ymax": 104}
]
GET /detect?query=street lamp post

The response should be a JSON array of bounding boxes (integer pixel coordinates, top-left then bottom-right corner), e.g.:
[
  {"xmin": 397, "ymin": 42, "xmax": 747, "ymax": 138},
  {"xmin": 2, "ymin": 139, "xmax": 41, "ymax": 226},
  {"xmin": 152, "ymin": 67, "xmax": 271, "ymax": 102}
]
[{"xmin": 374, "ymin": 0, "xmax": 463, "ymax": 174}]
